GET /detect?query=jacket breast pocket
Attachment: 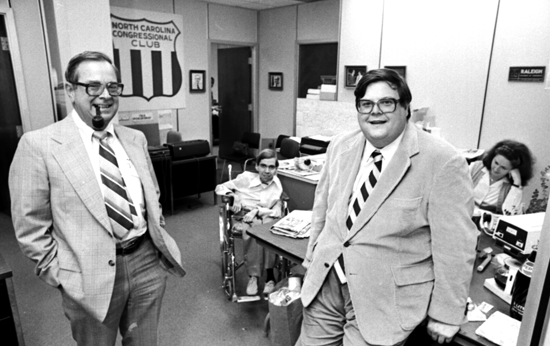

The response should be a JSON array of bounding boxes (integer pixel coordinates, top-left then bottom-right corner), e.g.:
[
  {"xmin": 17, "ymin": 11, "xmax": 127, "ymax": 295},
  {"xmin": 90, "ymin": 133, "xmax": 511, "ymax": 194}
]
[{"xmin": 391, "ymin": 262, "xmax": 434, "ymax": 330}]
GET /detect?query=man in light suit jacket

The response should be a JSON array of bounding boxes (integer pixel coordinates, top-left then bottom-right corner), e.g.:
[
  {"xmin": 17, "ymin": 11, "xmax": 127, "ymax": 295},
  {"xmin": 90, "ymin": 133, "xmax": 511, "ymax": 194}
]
[
  {"xmin": 298, "ymin": 69, "xmax": 477, "ymax": 345},
  {"xmin": 9, "ymin": 51, "xmax": 185, "ymax": 346}
]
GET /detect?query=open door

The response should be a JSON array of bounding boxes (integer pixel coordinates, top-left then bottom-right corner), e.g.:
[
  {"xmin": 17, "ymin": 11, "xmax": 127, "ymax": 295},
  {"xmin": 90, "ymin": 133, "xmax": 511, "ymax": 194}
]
[{"xmin": 217, "ymin": 46, "xmax": 252, "ymax": 158}]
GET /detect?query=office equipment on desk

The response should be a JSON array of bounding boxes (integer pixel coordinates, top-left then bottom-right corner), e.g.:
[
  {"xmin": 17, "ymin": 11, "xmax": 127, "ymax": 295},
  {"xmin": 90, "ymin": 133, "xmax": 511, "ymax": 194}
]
[
  {"xmin": 165, "ymin": 139, "xmax": 210, "ymax": 161},
  {"xmin": 299, "ymin": 137, "xmax": 330, "ymax": 156},
  {"xmin": 493, "ymin": 212, "xmax": 544, "ymax": 258}
]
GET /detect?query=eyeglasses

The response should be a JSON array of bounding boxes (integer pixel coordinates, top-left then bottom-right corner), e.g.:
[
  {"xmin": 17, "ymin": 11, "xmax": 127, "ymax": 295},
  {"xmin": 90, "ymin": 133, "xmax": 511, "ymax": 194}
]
[
  {"xmin": 73, "ymin": 82, "xmax": 124, "ymax": 96},
  {"xmin": 356, "ymin": 98, "xmax": 400, "ymax": 114}
]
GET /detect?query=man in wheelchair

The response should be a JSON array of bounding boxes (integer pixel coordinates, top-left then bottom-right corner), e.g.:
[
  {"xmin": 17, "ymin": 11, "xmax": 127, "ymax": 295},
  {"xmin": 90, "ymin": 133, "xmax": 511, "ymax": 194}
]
[{"xmin": 215, "ymin": 149, "xmax": 283, "ymax": 296}]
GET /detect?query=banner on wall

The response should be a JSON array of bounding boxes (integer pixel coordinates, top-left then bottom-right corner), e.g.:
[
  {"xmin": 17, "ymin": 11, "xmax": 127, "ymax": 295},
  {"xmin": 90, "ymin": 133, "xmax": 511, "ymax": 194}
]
[{"xmin": 110, "ymin": 7, "xmax": 185, "ymax": 111}]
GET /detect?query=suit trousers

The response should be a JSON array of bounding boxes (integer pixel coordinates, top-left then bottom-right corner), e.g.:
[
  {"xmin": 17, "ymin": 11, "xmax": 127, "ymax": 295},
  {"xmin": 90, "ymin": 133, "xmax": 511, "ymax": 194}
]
[
  {"xmin": 298, "ymin": 268, "xmax": 406, "ymax": 346},
  {"xmin": 60, "ymin": 235, "xmax": 168, "ymax": 346},
  {"xmin": 234, "ymin": 217, "xmax": 276, "ymax": 278}
]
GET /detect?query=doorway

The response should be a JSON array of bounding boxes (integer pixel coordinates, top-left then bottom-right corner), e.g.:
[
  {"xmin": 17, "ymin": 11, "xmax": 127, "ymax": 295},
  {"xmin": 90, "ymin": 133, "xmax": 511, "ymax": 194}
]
[
  {"xmin": 0, "ymin": 14, "xmax": 23, "ymax": 213},
  {"xmin": 215, "ymin": 45, "xmax": 253, "ymax": 158}
]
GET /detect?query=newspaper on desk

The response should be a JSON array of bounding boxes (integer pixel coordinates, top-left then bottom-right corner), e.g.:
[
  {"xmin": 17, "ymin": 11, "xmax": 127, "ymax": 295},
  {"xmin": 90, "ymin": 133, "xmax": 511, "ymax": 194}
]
[
  {"xmin": 475, "ymin": 311, "xmax": 520, "ymax": 346},
  {"xmin": 271, "ymin": 210, "xmax": 312, "ymax": 238}
]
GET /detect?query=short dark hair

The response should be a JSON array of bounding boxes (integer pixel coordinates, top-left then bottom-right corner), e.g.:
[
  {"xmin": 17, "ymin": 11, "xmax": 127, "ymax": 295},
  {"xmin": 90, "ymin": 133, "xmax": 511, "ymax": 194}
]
[
  {"xmin": 482, "ymin": 139, "xmax": 535, "ymax": 185},
  {"xmin": 64, "ymin": 51, "xmax": 120, "ymax": 84},
  {"xmin": 256, "ymin": 149, "xmax": 278, "ymax": 167},
  {"xmin": 354, "ymin": 69, "xmax": 412, "ymax": 119}
]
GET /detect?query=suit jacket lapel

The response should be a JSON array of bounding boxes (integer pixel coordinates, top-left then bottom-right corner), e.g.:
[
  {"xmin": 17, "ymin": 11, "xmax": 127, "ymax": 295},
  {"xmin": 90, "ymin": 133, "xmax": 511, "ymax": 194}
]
[
  {"xmin": 51, "ymin": 117, "xmax": 112, "ymax": 233},
  {"xmin": 347, "ymin": 123, "xmax": 419, "ymax": 239}
]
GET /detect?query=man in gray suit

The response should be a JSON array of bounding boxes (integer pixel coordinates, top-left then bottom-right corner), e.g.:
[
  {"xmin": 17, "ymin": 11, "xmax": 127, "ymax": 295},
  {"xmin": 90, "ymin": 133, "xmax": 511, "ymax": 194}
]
[
  {"xmin": 9, "ymin": 51, "xmax": 185, "ymax": 346},
  {"xmin": 298, "ymin": 69, "xmax": 477, "ymax": 345}
]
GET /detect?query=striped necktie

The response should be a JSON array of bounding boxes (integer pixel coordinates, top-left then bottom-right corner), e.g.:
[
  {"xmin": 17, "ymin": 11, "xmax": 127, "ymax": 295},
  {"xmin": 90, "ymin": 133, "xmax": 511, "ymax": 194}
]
[
  {"xmin": 335, "ymin": 150, "xmax": 383, "ymax": 284},
  {"xmin": 93, "ymin": 131, "xmax": 137, "ymax": 240},
  {"xmin": 346, "ymin": 150, "xmax": 383, "ymax": 230}
]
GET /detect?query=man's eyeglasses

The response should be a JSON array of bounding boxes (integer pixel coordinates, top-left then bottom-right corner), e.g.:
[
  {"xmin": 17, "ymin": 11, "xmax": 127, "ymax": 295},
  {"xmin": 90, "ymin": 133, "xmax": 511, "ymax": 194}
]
[
  {"xmin": 357, "ymin": 98, "xmax": 400, "ymax": 114},
  {"xmin": 73, "ymin": 82, "xmax": 124, "ymax": 96}
]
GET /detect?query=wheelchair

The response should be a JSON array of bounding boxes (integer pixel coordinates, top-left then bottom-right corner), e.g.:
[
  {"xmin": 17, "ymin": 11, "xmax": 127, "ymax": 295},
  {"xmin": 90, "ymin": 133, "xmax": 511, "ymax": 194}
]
[{"xmin": 218, "ymin": 193, "xmax": 289, "ymax": 303}]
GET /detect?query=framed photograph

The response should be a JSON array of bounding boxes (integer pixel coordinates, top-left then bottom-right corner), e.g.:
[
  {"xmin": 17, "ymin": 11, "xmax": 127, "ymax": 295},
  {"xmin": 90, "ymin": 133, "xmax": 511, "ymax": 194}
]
[
  {"xmin": 385, "ymin": 66, "xmax": 407, "ymax": 80},
  {"xmin": 269, "ymin": 72, "xmax": 283, "ymax": 90},
  {"xmin": 189, "ymin": 70, "xmax": 206, "ymax": 93},
  {"xmin": 345, "ymin": 66, "xmax": 367, "ymax": 88}
]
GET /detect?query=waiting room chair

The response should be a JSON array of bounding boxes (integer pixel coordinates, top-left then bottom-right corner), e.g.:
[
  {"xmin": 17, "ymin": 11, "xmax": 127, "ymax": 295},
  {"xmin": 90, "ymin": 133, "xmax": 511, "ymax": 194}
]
[{"xmin": 279, "ymin": 138, "xmax": 301, "ymax": 160}]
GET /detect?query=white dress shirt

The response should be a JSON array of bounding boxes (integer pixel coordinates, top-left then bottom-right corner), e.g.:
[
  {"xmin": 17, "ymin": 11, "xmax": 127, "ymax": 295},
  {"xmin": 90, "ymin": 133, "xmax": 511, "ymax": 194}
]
[{"xmin": 72, "ymin": 110, "xmax": 147, "ymax": 241}]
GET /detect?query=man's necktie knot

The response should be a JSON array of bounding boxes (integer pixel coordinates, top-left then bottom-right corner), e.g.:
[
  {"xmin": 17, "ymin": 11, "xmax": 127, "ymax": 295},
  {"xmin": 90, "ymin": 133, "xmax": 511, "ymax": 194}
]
[{"xmin": 93, "ymin": 131, "xmax": 109, "ymax": 142}]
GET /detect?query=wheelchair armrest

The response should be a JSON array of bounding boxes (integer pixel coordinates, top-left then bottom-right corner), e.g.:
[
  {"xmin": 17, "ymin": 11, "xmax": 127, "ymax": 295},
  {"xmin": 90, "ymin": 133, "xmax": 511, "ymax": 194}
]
[
  {"xmin": 221, "ymin": 194, "xmax": 234, "ymax": 206},
  {"xmin": 280, "ymin": 191, "xmax": 290, "ymax": 202}
]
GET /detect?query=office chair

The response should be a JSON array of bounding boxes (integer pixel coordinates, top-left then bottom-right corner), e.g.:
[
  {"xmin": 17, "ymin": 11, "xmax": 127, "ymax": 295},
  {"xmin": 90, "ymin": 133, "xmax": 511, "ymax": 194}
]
[
  {"xmin": 166, "ymin": 130, "xmax": 183, "ymax": 143},
  {"xmin": 279, "ymin": 138, "xmax": 301, "ymax": 159},
  {"xmin": 275, "ymin": 134, "xmax": 290, "ymax": 150}
]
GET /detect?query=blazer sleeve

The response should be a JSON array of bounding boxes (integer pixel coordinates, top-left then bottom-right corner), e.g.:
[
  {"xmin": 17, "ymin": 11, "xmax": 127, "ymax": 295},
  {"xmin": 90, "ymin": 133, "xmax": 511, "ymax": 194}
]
[
  {"xmin": 8, "ymin": 133, "xmax": 60, "ymax": 288},
  {"xmin": 427, "ymin": 152, "xmax": 478, "ymax": 325},
  {"xmin": 302, "ymin": 141, "xmax": 333, "ymax": 269}
]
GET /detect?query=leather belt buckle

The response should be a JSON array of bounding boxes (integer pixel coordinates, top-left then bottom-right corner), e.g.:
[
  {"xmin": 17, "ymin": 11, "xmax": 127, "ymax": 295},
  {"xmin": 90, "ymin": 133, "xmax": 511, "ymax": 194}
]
[{"xmin": 116, "ymin": 234, "xmax": 145, "ymax": 256}]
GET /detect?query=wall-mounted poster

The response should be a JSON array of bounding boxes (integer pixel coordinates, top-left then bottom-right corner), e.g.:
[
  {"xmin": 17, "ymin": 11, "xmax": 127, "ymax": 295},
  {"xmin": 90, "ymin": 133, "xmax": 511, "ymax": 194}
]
[{"xmin": 111, "ymin": 7, "xmax": 185, "ymax": 111}]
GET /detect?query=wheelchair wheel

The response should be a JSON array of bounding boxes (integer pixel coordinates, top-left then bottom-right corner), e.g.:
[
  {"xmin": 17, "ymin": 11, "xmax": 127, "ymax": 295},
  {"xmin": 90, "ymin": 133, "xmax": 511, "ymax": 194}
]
[{"xmin": 223, "ymin": 254, "xmax": 236, "ymax": 300}]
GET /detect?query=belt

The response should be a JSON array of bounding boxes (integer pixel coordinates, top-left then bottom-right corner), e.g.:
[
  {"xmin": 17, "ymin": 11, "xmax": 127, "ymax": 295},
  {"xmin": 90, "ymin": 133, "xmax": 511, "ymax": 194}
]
[{"xmin": 116, "ymin": 233, "xmax": 148, "ymax": 256}]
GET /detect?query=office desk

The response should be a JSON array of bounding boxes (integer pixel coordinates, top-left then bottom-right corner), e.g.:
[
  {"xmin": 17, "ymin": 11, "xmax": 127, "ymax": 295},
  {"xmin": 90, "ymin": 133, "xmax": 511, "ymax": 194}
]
[
  {"xmin": 0, "ymin": 253, "xmax": 25, "ymax": 346},
  {"xmin": 151, "ymin": 153, "xmax": 217, "ymax": 214},
  {"xmin": 248, "ymin": 225, "xmax": 507, "ymax": 346},
  {"xmin": 277, "ymin": 155, "xmax": 324, "ymax": 211}
]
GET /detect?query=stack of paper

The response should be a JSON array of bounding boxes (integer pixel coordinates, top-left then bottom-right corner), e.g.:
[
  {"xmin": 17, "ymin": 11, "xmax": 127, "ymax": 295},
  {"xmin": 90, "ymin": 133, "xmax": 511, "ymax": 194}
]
[
  {"xmin": 271, "ymin": 210, "xmax": 312, "ymax": 238},
  {"xmin": 475, "ymin": 311, "xmax": 520, "ymax": 346},
  {"xmin": 306, "ymin": 88, "xmax": 320, "ymax": 100}
]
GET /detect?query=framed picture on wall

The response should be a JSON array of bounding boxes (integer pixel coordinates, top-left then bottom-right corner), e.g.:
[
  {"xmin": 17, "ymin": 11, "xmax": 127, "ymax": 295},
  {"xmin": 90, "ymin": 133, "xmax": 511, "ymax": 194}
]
[
  {"xmin": 269, "ymin": 72, "xmax": 283, "ymax": 90},
  {"xmin": 345, "ymin": 66, "xmax": 367, "ymax": 88},
  {"xmin": 385, "ymin": 66, "xmax": 407, "ymax": 80},
  {"xmin": 189, "ymin": 70, "xmax": 206, "ymax": 93}
]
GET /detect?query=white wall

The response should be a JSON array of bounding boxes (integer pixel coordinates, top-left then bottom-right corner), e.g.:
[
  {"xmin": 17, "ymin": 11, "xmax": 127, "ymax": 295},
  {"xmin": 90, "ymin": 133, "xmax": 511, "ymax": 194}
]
[
  {"xmin": 258, "ymin": 0, "xmax": 340, "ymax": 142},
  {"xmin": 338, "ymin": 0, "xmax": 383, "ymax": 103},
  {"xmin": 381, "ymin": 0, "xmax": 499, "ymax": 150},
  {"xmin": 297, "ymin": 0, "xmax": 340, "ymax": 42},
  {"xmin": 208, "ymin": 4, "xmax": 257, "ymax": 44},
  {"xmin": 481, "ymin": 0, "xmax": 550, "ymax": 208},
  {"xmin": 258, "ymin": 6, "xmax": 297, "ymax": 140},
  {"xmin": 174, "ymin": 0, "xmax": 210, "ymax": 141}
]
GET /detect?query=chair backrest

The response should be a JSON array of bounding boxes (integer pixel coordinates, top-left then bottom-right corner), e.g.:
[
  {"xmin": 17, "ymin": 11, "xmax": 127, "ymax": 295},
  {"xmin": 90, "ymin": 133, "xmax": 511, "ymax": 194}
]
[
  {"xmin": 275, "ymin": 134, "xmax": 290, "ymax": 149},
  {"xmin": 279, "ymin": 138, "xmax": 301, "ymax": 159},
  {"xmin": 241, "ymin": 132, "xmax": 261, "ymax": 150},
  {"xmin": 166, "ymin": 130, "xmax": 182, "ymax": 143}
]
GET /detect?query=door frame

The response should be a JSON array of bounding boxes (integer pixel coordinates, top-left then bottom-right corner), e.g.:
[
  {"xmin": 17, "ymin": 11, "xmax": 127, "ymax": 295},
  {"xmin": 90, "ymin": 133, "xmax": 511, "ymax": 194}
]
[
  {"xmin": 0, "ymin": 6, "xmax": 31, "ymax": 133},
  {"xmin": 208, "ymin": 40, "xmax": 258, "ymax": 146}
]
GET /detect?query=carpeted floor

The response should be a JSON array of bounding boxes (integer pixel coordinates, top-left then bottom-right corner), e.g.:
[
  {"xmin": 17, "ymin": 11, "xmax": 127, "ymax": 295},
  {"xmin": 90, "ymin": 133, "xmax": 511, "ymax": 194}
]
[{"xmin": 0, "ymin": 192, "xmax": 275, "ymax": 346}]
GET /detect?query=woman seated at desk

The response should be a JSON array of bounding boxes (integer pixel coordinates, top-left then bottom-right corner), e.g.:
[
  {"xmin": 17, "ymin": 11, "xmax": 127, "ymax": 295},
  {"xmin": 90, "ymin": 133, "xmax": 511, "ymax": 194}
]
[{"xmin": 469, "ymin": 139, "xmax": 534, "ymax": 216}]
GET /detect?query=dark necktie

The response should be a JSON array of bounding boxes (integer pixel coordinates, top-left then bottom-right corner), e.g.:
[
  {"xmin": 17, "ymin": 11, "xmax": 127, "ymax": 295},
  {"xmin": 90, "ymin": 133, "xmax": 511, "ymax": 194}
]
[
  {"xmin": 336, "ymin": 150, "xmax": 383, "ymax": 283},
  {"xmin": 93, "ymin": 131, "xmax": 137, "ymax": 239}
]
